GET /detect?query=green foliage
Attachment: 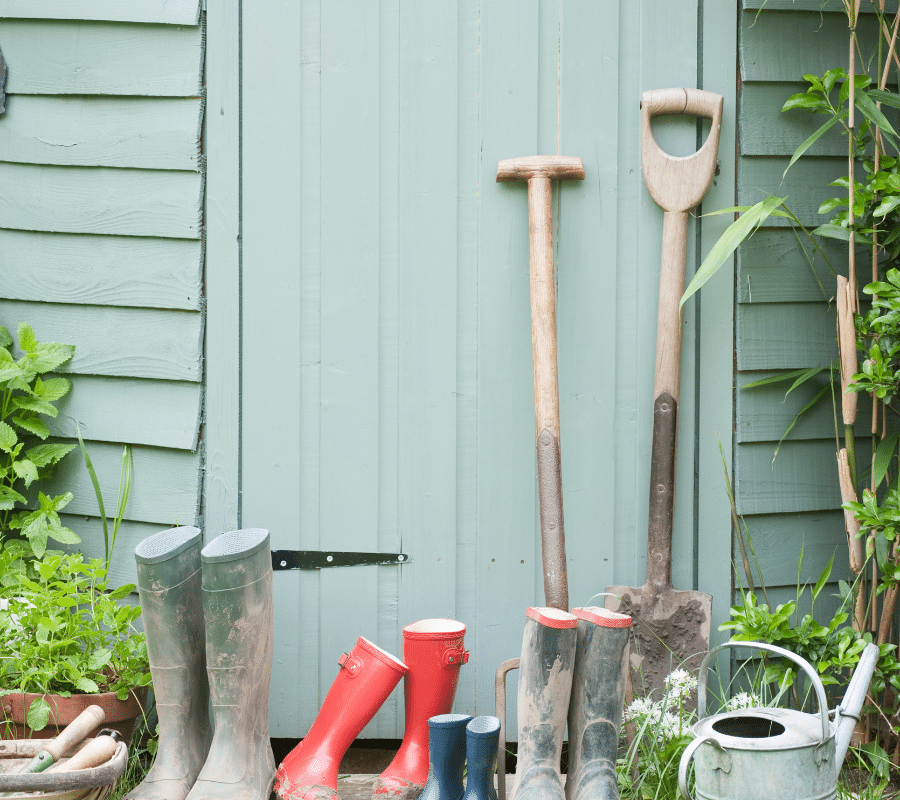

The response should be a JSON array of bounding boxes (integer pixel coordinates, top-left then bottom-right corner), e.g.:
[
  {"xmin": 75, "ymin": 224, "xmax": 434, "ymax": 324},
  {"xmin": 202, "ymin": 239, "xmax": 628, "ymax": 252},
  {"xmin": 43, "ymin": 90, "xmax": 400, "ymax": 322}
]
[
  {"xmin": 0, "ymin": 544, "xmax": 151, "ymax": 730},
  {"xmin": 0, "ymin": 323, "xmax": 77, "ymax": 557}
]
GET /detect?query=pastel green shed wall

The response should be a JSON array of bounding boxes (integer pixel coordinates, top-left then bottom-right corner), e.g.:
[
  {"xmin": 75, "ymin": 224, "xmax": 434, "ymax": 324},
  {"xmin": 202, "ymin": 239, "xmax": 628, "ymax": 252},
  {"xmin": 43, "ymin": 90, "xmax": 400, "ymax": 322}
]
[
  {"xmin": 0, "ymin": 5, "xmax": 204, "ymax": 587},
  {"xmin": 205, "ymin": 1, "xmax": 735, "ymax": 737}
]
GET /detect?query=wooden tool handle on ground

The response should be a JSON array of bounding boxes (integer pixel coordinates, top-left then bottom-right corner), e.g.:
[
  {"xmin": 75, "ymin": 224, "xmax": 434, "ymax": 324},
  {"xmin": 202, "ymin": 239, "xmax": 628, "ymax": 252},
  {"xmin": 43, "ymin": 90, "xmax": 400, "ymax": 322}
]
[
  {"xmin": 41, "ymin": 705, "xmax": 105, "ymax": 763},
  {"xmin": 497, "ymin": 155, "xmax": 585, "ymax": 611},
  {"xmin": 50, "ymin": 736, "xmax": 118, "ymax": 773}
]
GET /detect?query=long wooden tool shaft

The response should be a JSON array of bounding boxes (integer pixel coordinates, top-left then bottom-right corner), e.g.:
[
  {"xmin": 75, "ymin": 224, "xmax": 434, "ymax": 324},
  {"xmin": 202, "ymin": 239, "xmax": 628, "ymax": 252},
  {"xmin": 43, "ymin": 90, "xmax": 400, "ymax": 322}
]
[{"xmin": 497, "ymin": 155, "xmax": 585, "ymax": 611}]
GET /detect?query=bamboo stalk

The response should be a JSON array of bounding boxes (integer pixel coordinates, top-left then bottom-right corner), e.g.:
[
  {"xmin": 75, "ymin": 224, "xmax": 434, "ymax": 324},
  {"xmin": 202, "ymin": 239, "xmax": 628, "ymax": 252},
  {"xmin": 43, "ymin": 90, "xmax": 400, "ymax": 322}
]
[
  {"xmin": 839, "ymin": 448, "xmax": 865, "ymax": 575},
  {"xmin": 838, "ymin": 276, "xmax": 859, "ymax": 426}
]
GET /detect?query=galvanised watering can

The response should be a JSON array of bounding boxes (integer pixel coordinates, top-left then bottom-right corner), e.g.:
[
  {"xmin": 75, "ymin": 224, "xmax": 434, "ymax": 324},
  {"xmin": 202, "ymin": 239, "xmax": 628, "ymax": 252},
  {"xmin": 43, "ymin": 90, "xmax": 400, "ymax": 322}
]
[{"xmin": 678, "ymin": 640, "xmax": 879, "ymax": 800}]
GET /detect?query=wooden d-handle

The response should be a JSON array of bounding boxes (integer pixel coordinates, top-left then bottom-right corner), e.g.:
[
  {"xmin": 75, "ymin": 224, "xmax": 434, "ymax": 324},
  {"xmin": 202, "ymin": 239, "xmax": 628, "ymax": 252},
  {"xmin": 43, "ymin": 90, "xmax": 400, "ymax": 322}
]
[{"xmin": 641, "ymin": 88, "xmax": 724, "ymax": 213}]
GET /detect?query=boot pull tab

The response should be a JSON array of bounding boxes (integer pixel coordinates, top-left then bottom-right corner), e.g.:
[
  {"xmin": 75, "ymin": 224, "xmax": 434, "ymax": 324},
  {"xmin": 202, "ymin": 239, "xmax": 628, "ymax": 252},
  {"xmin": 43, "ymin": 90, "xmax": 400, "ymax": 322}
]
[
  {"xmin": 339, "ymin": 651, "xmax": 363, "ymax": 677},
  {"xmin": 442, "ymin": 646, "xmax": 469, "ymax": 669}
]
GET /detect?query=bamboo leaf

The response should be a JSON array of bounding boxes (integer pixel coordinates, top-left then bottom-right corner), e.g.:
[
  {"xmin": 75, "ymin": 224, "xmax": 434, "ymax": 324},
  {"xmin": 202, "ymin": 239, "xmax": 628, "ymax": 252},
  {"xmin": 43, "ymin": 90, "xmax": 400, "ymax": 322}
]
[
  {"xmin": 783, "ymin": 115, "xmax": 842, "ymax": 179},
  {"xmin": 681, "ymin": 195, "xmax": 787, "ymax": 312},
  {"xmin": 873, "ymin": 433, "xmax": 899, "ymax": 489}
]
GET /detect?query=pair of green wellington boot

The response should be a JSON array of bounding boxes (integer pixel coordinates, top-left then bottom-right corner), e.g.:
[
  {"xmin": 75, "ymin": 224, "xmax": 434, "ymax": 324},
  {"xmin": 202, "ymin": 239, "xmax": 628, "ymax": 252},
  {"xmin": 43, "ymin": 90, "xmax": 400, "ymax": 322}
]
[
  {"xmin": 126, "ymin": 527, "xmax": 276, "ymax": 800},
  {"xmin": 509, "ymin": 606, "xmax": 631, "ymax": 800}
]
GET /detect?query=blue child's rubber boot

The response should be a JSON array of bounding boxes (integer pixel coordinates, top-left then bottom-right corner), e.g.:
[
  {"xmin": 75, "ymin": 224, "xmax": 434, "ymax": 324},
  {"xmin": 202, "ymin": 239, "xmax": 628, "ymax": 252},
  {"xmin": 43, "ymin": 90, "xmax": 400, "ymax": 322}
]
[
  {"xmin": 508, "ymin": 608, "xmax": 577, "ymax": 800},
  {"xmin": 461, "ymin": 717, "xmax": 500, "ymax": 800},
  {"xmin": 415, "ymin": 714, "xmax": 472, "ymax": 800},
  {"xmin": 564, "ymin": 607, "xmax": 632, "ymax": 800}
]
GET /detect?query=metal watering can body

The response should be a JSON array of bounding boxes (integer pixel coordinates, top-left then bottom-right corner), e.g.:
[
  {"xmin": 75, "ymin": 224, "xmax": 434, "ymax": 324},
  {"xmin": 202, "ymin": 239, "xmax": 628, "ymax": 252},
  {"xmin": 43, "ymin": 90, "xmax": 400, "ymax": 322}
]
[{"xmin": 678, "ymin": 641, "xmax": 879, "ymax": 800}]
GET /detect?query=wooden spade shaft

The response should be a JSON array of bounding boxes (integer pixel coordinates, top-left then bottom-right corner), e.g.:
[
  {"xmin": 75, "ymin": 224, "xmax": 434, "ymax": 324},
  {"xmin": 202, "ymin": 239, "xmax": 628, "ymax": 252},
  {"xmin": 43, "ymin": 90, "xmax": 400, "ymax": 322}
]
[
  {"xmin": 497, "ymin": 155, "xmax": 585, "ymax": 611},
  {"xmin": 606, "ymin": 89, "xmax": 722, "ymax": 694}
]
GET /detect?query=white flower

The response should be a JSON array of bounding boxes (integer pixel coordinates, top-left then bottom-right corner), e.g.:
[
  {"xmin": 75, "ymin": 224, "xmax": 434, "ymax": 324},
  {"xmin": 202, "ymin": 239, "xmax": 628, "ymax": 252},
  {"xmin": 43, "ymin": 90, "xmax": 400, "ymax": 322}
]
[
  {"xmin": 663, "ymin": 668, "xmax": 698, "ymax": 706},
  {"xmin": 725, "ymin": 691, "xmax": 761, "ymax": 711},
  {"xmin": 624, "ymin": 696, "xmax": 656, "ymax": 721},
  {"xmin": 657, "ymin": 711, "xmax": 683, "ymax": 742}
]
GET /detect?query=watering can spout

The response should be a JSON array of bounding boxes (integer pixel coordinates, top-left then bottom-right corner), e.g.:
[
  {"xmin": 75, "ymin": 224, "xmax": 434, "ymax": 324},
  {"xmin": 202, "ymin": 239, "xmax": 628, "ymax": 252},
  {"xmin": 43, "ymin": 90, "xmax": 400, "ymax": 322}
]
[{"xmin": 834, "ymin": 642, "xmax": 879, "ymax": 771}]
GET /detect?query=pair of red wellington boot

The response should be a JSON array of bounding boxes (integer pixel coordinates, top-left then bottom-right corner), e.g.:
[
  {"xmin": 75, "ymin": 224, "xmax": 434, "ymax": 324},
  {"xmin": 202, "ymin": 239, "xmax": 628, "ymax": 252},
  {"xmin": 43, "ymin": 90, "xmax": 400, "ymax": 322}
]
[{"xmin": 275, "ymin": 619, "xmax": 469, "ymax": 800}]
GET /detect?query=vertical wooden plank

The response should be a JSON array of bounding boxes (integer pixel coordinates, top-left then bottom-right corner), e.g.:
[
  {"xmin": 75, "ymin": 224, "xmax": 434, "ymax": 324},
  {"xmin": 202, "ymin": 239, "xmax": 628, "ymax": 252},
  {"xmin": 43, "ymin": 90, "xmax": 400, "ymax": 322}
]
[
  {"xmin": 475, "ymin": 0, "xmax": 540, "ymax": 721},
  {"xmin": 376, "ymin": 0, "xmax": 403, "ymax": 728},
  {"xmin": 556, "ymin": 3, "xmax": 620, "ymax": 612},
  {"xmin": 698, "ymin": 2, "xmax": 738, "ymax": 653},
  {"xmin": 317, "ymin": 0, "xmax": 385, "ymax": 736},
  {"xmin": 202, "ymin": 0, "xmax": 240, "ymax": 536},
  {"xmin": 397, "ymin": 0, "xmax": 460, "ymax": 651},
  {"xmin": 295, "ymin": 0, "xmax": 324, "ymax": 732},
  {"xmin": 451, "ymin": 0, "xmax": 481, "ymax": 716},
  {"xmin": 239, "ymin": 0, "xmax": 306, "ymax": 737}
]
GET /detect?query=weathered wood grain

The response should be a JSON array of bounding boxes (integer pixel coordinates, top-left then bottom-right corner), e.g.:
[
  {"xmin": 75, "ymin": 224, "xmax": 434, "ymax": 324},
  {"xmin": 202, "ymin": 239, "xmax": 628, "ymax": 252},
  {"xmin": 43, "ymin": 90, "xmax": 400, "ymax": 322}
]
[
  {"xmin": 0, "ymin": 230, "xmax": 202, "ymax": 310},
  {"xmin": 737, "ymin": 302, "xmax": 837, "ymax": 370},
  {"xmin": 34, "ymin": 442, "xmax": 200, "ymax": 524},
  {"xmin": 0, "ymin": 19, "xmax": 203, "ymax": 96},
  {"xmin": 0, "ymin": 95, "xmax": 202, "ymax": 170},
  {"xmin": 49, "ymin": 376, "xmax": 201, "ymax": 451},
  {"xmin": 0, "ymin": 0, "xmax": 201, "ymax": 25},
  {"xmin": 0, "ymin": 163, "xmax": 202, "ymax": 238},
  {"xmin": 741, "ymin": 10, "xmax": 882, "ymax": 83},
  {"xmin": 0, "ymin": 300, "xmax": 202, "ymax": 381},
  {"xmin": 738, "ymin": 155, "xmax": 846, "ymax": 227},
  {"xmin": 735, "ymin": 439, "xmax": 871, "ymax": 515}
]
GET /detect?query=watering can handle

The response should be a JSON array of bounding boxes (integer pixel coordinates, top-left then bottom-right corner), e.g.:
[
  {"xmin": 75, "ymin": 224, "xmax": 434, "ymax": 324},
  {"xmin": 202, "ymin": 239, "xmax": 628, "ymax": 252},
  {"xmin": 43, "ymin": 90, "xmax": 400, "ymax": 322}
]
[
  {"xmin": 678, "ymin": 735, "xmax": 729, "ymax": 800},
  {"xmin": 697, "ymin": 641, "xmax": 830, "ymax": 743}
]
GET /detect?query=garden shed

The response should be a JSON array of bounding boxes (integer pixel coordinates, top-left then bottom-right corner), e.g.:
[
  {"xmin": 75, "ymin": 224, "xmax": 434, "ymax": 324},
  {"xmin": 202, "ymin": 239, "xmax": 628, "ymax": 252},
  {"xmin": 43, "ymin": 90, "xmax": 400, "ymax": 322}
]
[{"xmin": 0, "ymin": 0, "xmax": 874, "ymax": 742}]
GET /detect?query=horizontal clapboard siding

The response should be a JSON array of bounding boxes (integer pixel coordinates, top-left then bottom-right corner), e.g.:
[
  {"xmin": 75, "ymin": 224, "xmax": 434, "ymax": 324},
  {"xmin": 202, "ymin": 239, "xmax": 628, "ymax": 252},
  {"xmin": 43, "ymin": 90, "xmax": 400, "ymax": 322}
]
[
  {"xmin": 32, "ymin": 443, "xmax": 201, "ymax": 524},
  {"xmin": 736, "ymin": 303, "xmax": 838, "ymax": 370},
  {"xmin": 0, "ymin": 96, "xmax": 203, "ymax": 170},
  {"xmin": 734, "ymin": 4, "xmax": 865, "ymax": 617},
  {"xmin": 0, "ymin": 301, "xmax": 203, "ymax": 381},
  {"xmin": 0, "ymin": 231, "xmax": 202, "ymax": 310},
  {"xmin": 734, "ymin": 511, "xmax": 850, "ymax": 589},
  {"xmin": 49, "ymin": 376, "xmax": 202, "ymax": 450},
  {"xmin": 0, "ymin": 19, "xmax": 204, "ymax": 96},
  {"xmin": 0, "ymin": 0, "xmax": 201, "ymax": 25},
  {"xmin": 736, "ymin": 229, "xmax": 858, "ymax": 304},
  {"xmin": 0, "ymin": 163, "xmax": 203, "ymax": 238}
]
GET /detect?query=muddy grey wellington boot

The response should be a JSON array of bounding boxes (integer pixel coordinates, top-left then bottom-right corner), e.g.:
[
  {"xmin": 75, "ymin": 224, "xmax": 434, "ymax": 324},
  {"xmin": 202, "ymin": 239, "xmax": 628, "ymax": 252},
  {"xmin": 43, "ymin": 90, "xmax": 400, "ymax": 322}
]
[
  {"xmin": 564, "ymin": 607, "xmax": 631, "ymax": 800},
  {"xmin": 185, "ymin": 529, "xmax": 276, "ymax": 800},
  {"xmin": 509, "ymin": 608, "xmax": 577, "ymax": 800},
  {"xmin": 127, "ymin": 527, "xmax": 212, "ymax": 800}
]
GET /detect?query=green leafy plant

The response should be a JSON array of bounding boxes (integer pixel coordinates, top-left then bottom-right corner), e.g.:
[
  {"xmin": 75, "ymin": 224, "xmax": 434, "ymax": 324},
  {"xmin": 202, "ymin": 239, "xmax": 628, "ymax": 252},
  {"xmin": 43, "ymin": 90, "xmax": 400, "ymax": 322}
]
[
  {"xmin": 0, "ymin": 323, "xmax": 79, "ymax": 558},
  {"xmin": 0, "ymin": 543, "xmax": 151, "ymax": 731}
]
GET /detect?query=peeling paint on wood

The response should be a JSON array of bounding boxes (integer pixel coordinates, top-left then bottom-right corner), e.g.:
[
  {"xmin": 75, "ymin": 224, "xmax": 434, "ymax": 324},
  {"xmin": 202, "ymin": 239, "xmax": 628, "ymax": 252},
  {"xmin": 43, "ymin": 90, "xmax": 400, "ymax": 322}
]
[
  {"xmin": 0, "ymin": 230, "xmax": 202, "ymax": 310},
  {"xmin": 0, "ymin": 19, "xmax": 204, "ymax": 96},
  {"xmin": 0, "ymin": 95, "xmax": 203, "ymax": 170},
  {"xmin": 0, "ymin": 0, "xmax": 201, "ymax": 25}
]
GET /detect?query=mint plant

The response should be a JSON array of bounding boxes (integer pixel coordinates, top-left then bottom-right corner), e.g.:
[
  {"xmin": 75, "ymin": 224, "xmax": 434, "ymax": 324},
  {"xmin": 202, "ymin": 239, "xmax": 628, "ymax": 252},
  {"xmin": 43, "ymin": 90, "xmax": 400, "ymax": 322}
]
[
  {"xmin": 0, "ymin": 544, "xmax": 151, "ymax": 730},
  {"xmin": 0, "ymin": 323, "xmax": 79, "ymax": 558}
]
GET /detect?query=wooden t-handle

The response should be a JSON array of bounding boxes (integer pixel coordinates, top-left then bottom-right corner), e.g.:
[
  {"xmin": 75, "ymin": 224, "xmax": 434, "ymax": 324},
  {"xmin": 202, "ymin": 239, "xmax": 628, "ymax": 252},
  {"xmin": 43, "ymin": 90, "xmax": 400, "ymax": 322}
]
[
  {"xmin": 51, "ymin": 735, "xmax": 118, "ymax": 773},
  {"xmin": 496, "ymin": 155, "xmax": 585, "ymax": 611}
]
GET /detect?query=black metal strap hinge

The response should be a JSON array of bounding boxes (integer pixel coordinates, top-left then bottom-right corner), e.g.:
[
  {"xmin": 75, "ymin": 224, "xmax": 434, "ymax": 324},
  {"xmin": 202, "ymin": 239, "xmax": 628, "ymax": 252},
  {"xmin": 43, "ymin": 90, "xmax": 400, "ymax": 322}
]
[{"xmin": 272, "ymin": 550, "xmax": 409, "ymax": 571}]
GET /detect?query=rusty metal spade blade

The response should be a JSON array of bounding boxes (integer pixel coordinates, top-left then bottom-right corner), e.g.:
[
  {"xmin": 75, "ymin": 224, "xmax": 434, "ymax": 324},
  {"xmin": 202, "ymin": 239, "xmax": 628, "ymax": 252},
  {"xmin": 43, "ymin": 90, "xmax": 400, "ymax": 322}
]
[{"xmin": 606, "ymin": 88, "xmax": 722, "ymax": 698}]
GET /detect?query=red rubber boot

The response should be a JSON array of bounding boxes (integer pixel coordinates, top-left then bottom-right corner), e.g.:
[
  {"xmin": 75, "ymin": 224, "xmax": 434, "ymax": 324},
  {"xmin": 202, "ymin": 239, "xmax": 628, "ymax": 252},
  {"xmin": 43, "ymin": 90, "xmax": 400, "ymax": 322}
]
[
  {"xmin": 373, "ymin": 619, "xmax": 469, "ymax": 800},
  {"xmin": 275, "ymin": 637, "xmax": 409, "ymax": 800}
]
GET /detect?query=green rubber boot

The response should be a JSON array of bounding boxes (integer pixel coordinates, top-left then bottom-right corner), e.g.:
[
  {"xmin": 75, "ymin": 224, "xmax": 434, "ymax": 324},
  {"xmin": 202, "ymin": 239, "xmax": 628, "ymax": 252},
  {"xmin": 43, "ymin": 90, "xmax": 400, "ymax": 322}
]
[
  {"xmin": 185, "ymin": 529, "xmax": 276, "ymax": 800},
  {"xmin": 509, "ymin": 608, "xmax": 577, "ymax": 800},
  {"xmin": 127, "ymin": 526, "xmax": 212, "ymax": 800},
  {"xmin": 564, "ymin": 607, "xmax": 631, "ymax": 800}
]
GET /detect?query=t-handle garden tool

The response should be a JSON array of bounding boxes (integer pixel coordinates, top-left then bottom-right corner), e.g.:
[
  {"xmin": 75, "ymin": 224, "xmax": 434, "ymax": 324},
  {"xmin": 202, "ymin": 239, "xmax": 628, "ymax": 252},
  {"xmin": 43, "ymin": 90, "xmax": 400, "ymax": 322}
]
[
  {"xmin": 16, "ymin": 704, "xmax": 105, "ymax": 774},
  {"xmin": 606, "ymin": 88, "xmax": 723, "ymax": 697},
  {"xmin": 497, "ymin": 155, "xmax": 585, "ymax": 611}
]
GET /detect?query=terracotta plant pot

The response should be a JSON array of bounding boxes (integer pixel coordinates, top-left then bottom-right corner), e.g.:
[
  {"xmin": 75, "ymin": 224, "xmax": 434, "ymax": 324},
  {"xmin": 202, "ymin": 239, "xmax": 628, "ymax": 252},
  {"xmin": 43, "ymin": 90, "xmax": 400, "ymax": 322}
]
[{"xmin": 0, "ymin": 687, "xmax": 148, "ymax": 741}]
